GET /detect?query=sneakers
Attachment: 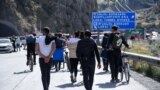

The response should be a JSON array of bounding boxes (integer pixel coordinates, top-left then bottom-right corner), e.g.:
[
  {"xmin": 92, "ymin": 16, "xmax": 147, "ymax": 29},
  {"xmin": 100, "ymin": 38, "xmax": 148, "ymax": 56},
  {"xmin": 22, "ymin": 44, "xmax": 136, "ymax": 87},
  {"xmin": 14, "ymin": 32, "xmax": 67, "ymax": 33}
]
[{"xmin": 70, "ymin": 75, "xmax": 76, "ymax": 83}]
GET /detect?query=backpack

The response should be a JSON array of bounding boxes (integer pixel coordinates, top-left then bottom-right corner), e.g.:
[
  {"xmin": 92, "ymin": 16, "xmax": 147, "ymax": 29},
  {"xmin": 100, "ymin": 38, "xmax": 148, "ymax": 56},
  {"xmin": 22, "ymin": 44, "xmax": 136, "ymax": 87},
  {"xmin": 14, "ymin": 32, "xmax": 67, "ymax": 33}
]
[
  {"xmin": 77, "ymin": 39, "xmax": 94, "ymax": 58},
  {"xmin": 112, "ymin": 33, "xmax": 122, "ymax": 49},
  {"xmin": 55, "ymin": 38, "xmax": 64, "ymax": 48}
]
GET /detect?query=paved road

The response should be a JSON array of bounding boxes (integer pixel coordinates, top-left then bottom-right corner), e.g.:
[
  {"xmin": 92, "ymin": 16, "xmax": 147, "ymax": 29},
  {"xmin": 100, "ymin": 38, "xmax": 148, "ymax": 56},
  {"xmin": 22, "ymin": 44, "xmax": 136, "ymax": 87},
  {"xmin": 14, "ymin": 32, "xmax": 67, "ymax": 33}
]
[{"xmin": 0, "ymin": 50, "xmax": 148, "ymax": 90}]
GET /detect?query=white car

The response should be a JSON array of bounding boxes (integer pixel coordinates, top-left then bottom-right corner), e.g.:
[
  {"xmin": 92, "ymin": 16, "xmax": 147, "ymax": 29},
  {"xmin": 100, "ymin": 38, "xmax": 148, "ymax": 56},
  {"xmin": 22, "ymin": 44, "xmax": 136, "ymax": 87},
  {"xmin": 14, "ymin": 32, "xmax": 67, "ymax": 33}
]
[
  {"xmin": 0, "ymin": 38, "xmax": 13, "ymax": 53},
  {"xmin": 91, "ymin": 34, "xmax": 104, "ymax": 44},
  {"xmin": 20, "ymin": 36, "xmax": 26, "ymax": 45}
]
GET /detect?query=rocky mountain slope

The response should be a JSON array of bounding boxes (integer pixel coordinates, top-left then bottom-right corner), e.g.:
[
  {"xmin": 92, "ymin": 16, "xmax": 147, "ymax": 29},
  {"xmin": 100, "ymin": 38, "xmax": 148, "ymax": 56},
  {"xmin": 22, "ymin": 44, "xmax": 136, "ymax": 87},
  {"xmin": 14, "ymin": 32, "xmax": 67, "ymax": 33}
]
[
  {"xmin": 0, "ymin": 0, "xmax": 97, "ymax": 35},
  {"xmin": 97, "ymin": 0, "xmax": 160, "ymax": 32},
  {"xmin": 1, "ymin": 0, "xmax": 160, "ymax": 35}
]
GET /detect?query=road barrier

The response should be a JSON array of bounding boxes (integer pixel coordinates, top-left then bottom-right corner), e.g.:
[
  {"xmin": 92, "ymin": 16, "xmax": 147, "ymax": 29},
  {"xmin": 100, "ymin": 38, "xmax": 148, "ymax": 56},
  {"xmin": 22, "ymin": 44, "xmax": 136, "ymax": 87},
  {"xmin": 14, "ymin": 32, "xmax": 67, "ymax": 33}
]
[
  {"xmin": 98, "ymin": 46, "xmax": 160, "ymax": 67},
  {"xmin": 123, "ymin": 51, "xmax": 160, "ymax": 67}
]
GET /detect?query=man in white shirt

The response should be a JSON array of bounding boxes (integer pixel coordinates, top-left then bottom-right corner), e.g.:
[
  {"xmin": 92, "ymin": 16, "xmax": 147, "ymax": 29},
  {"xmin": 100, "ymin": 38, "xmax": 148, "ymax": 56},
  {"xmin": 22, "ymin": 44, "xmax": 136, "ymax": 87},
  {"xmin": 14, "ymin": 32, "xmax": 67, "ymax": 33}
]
[
  {"xmin": 15, "ymin": 37, "xmax": 21, "ymax": 51},
  {"xmin": 67, "ymin": 32, "xmax": 80, "ymax": 83},
  {"xmin": 36, "ymin": 27, "xmax": 56, "ymax": 90}
]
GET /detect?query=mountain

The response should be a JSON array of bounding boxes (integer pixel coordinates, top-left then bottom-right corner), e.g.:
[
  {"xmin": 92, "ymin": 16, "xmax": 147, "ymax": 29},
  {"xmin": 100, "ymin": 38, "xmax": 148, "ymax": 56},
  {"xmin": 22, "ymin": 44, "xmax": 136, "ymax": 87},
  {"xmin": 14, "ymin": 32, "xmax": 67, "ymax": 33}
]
[
  {"xmin": 1, "ymin": 0, "xmax": 159, "ymax": 36},
  {"xmin": 97, "ymin": 0, "xmax": 160, "ymax": 32},
  {"xmin": 0, "ymin": 0, "xmax": 97, "ymax": 35}
]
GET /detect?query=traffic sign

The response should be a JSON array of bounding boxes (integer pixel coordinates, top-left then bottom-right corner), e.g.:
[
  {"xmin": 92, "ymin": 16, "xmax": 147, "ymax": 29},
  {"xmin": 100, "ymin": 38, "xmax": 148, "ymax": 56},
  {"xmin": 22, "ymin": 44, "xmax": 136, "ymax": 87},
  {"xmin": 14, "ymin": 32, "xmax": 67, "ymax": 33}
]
[{"xmin": 92, "ymin": 12, "xmax": 136, "ymax": 30}]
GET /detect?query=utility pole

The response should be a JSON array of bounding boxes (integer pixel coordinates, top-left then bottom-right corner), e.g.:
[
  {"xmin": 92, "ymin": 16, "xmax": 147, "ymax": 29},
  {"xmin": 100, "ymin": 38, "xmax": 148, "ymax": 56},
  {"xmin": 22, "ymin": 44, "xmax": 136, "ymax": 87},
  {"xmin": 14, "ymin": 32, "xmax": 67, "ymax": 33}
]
[
  {"xmin": 40, "ymin": 20, "xmax": 41, "ymax": 32},
  {"xmin": 108, "ymin": 0, "xmax": 110, "ymax": 8}
]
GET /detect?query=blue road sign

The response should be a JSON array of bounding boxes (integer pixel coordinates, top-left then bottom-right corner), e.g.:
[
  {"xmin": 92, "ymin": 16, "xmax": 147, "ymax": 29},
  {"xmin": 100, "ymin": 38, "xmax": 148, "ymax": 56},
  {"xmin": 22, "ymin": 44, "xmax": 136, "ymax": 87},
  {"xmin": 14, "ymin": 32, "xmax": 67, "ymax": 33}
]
[{"xmin": 92, "ymin": 12, "xmax": 136, "ymax": 30}]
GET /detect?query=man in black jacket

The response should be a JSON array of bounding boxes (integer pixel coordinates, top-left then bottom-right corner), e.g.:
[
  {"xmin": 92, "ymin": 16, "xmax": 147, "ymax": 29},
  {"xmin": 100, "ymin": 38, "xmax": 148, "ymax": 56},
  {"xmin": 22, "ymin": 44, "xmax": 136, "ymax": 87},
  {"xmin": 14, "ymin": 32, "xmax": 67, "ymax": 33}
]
[
  {"xmin": 76, "ymin": 31, "xmax": 101, "ymax": 90},
  {"xmin": 107, "ymin": 26, "xmax": 129, "ymax": 83}
]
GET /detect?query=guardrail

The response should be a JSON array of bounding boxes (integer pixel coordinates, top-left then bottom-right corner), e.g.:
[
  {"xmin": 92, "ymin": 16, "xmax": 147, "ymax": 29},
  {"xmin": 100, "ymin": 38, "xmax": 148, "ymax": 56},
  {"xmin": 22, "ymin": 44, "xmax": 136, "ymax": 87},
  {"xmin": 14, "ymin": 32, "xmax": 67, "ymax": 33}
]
[
  {"xmin": 98, "ymin": 46, "xmax": 160, "ymax": 67},
  {"xmin": 123, "ymin": 52, "xmax": 160, "ymax": 67}
]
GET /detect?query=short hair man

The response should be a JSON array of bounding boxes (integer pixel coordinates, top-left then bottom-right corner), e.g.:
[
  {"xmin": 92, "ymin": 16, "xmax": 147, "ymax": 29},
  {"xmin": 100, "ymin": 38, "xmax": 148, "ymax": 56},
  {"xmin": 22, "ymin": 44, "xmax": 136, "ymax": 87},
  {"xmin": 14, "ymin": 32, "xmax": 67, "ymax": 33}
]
[
  {"xmin": 76, "ymin": 30, "xmax": 101, "ymax": 90},
  {"xmin": 107, "ymin": 26, "xmax": 129, "ymax": 83}
]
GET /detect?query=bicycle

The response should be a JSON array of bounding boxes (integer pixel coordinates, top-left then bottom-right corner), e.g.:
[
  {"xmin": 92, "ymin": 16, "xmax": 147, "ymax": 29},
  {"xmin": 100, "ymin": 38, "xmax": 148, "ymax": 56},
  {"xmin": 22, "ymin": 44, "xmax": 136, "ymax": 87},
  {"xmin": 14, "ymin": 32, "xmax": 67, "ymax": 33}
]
[
  {"xmin": 28, "ymin": 52, "xmax": 34, "ymax": 72},
  {"xmin": 119, "ymin": 50, "xmax": 130, "ymax": 83},
  {"xmin": 64, "ymin": 48, "xmax": 71, "ymax": 71}
]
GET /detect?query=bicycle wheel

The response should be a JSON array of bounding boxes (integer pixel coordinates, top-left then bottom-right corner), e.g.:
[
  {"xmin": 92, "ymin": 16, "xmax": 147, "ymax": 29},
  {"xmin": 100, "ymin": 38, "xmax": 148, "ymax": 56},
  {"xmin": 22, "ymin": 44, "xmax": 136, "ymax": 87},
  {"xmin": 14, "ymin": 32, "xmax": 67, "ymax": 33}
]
[
  {"xmin": 124, "ymin": 63, "xmax": 130, "ymax": 83},
  {"xmin": 62, "ymin": 61, "xmax": 65, "ymax": 69},
  {"xmin": 29, "ymin": 53, "xmax": 33, "ymax": 72},
  {"xmin": 120, "ymin": 66, "xmax": 123, "ymax": 82},
  {"xmin": 66, "ymin": 56, "xmax": 71, "ymax": 71}
]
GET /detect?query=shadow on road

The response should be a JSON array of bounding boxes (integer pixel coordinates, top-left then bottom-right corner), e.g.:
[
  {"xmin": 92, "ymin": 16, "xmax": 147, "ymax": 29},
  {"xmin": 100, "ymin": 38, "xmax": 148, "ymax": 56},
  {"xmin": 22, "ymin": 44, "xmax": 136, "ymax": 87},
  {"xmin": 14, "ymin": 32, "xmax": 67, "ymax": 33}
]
[
  {"xmin": 96, "ymin": 81, "xmax": 129, "ymax": 88},
  {"xmin": 13, "ymin": 70, "xmax": 31, "ymax": 74},
  {"xmin": 75, "ymin": 81, "xmax": 84, "ymax": 87},
  {"xmin": 96, "ymin": 71, "xmax": 110, "ymax": 75},
  {"xmin": 56, "ymin": 81, "xmax": 84, "ymax": 88},
  {"xmin": 0, "ymin": 52, "xmax": 12, "ymax": 54},
  {"xmin": 50, "ymin": 69, "xmax": 69, "ymax": 73},
  {"xmin": 116, "ymin": 81, "xmax": 128, "ymax": 86},
  {"xmin": 56, "ymin": 83, "xmax": 75, "ymax": 88},
  {"xmin": 96, "ymin": 82, "xmax": 116, "ymax": 88}
]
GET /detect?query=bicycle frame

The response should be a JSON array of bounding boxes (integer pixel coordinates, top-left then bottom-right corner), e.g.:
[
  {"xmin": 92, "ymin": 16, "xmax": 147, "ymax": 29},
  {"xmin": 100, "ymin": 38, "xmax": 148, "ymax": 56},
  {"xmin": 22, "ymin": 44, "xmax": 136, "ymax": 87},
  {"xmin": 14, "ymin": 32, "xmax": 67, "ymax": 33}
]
[{"xmin": 120, "ymin": 48, "xmax": 130, "ymax": 83}]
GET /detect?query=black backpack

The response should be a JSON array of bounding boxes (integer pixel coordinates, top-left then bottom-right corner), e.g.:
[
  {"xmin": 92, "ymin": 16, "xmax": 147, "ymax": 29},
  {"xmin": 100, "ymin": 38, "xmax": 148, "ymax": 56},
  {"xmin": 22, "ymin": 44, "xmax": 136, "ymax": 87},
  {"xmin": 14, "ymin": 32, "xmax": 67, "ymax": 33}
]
[
  {"xmin": 55, "ymin": 38, "xmax": 64, "ymax": 48},
  {"xmin": 77, "ymin": 39, "xmax": 94, "ymax": 58},
  {"xmin": 112, "ymin": 33, "xmax": 122, "ymax": 49}
]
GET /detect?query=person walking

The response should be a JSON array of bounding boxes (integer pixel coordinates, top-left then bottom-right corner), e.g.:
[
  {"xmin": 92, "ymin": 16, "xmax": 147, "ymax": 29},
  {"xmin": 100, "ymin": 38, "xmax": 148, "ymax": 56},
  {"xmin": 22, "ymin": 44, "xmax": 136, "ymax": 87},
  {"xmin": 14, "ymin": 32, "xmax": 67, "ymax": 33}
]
[
  {"xmin": 26, "ymin": 33, "xmax": 36, "ymax": 65},
  {"xmin": 36, "ymin": 27, "xmax": 56, "ymax": 90},
  {"xmin": 107, "ymin": 26, "xmax": 129, "ymax": 83},
  {"xmin": 76, "ymin": 30, "xmax": 101, "ymax": 90},
  {"xmin": 53, "ymin": 33, "xmax": 66, "ymax": 72},
  {"xmin": 101, "ymin": 33, "xmax": 110, "ymax": 72},
  {"xmin": 10, "ymin": 35, "xmax": 16, "ymax": 52},
  {"xmin": 67, "ymin": 31, "xmax": 80, "ymax": 83},
  {"xmin": 15, "ymin": 36, "xmax": 21, "ymax": 51}
]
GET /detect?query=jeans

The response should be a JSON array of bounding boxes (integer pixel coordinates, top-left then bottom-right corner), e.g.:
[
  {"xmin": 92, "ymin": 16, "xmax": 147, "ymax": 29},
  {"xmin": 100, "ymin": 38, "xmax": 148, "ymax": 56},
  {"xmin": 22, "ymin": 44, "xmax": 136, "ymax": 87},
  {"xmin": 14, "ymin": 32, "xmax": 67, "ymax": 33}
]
[
  {"xmin": 102, "ymin": 58, "xmax": 109, "ymax": 70},
  {"xmin": 27, "ymin": 44, "xmax": 36, "ymax": 63},
  {"xmin": 54, "ymin": 61, "xmax": 61, "ymax": 71},
  {"xmin": 108, "ymin": 50, "xmax": 121, "ymax": 80},
  {"xmin": 81, "ymin": 58, "xmax": 95, "ymax": 90},
  {"xmin": 39, "ymin": 58, "xmax": 52, "ymax": 90},
  {"xmin": 70, "ymin": 58, "xmax": 79, "ymax": 78}
]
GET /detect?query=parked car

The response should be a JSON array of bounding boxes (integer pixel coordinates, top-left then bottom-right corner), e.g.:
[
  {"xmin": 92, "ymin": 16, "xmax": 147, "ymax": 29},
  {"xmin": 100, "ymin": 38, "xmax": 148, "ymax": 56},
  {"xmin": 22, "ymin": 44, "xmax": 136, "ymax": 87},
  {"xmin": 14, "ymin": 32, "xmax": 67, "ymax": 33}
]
[
  {"xmin": 15, "ymin": 37, "xmax": 22, "ymax": 47},
  {"xmin": 91, "ymin": 34, "xmax": 104, "ymax": 45},
  {"xmin": 0, "ymin": 38, "xmax": 13, "ymax": 53},
  {"xmin": 20, "ymin": 36, "xmax": 26, "ymax": 45}
]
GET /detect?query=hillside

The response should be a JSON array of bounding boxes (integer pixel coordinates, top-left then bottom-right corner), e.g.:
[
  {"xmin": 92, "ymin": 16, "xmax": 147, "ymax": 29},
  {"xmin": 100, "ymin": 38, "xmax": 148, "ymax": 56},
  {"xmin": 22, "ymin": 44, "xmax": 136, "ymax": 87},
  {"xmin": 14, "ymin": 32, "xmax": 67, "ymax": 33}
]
[
  {"xmin": 97, "ymin": 0, "xmax": 160, "ymax": 32},
  {"xmin": 0, "ymin": 0, "xmax": 97, "ymax": 35},
  {"xmin": 1, "ymin": 0, "xmax": 160, "ymax": 35}
]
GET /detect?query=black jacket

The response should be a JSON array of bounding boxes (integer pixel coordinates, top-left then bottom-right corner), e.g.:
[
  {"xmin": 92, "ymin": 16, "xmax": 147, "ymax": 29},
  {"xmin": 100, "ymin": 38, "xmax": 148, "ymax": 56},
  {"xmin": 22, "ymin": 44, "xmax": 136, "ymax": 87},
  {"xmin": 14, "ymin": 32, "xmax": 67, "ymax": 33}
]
[
  {"xmin": 76, "ymin": 38, "xmax": 100, "ymax": 64},
  {"xmin": 102, "ymin": 36, "xmax": 109, "ymax": 49}
]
